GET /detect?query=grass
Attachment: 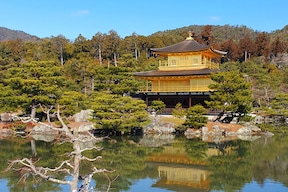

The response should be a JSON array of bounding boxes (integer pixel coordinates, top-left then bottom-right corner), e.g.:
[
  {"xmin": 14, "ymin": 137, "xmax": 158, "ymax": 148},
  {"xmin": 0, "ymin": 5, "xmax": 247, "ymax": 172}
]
[
  {"xmin": 258, "ymin": 123, "xmax": 288, "ymax": 133},
  {"xmin": 158, "ymin": 115, "xmax": 185, "ymax": 127}
]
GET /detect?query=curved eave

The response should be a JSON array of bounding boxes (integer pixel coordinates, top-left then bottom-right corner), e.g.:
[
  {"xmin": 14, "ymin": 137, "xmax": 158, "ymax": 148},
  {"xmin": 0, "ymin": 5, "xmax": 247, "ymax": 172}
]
[
  {"xmin": 150, "ymin": 39, "xmax": 210, "ymax": 55},
  {"xmin": 152, "ymin": 49, "xmax": 208, "ymax": 56},
  {"xmin": 150, "ymin": 42, "xmax": 227, "ymax": 58},
  {"xmin": 134, "ymin": 68, "xmax": 219, "ymax": 78},
  {"xmin": 212, "ymin": 49, "xmax": 227, "ymax": 56},
  {"xmin": 203, "ymin": 48, "xmax": 227, "ymax": 58}
]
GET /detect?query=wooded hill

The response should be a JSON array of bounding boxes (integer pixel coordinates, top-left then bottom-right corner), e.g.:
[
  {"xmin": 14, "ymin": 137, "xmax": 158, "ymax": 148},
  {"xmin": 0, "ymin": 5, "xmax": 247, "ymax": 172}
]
[
  {"xmin": 0, "ymin": 27, "xmax": 38, "ymax": 41},
  {"xmin": 153, "ymin": 24, "xmax": 288, "ymax": 42},
  {"xmin": 2, "ymin": 24, "xmax": 288, "ymax": 64},
  {"xmin": 1, "ymin": 24, "xmax": 288, "ymax": 42}
]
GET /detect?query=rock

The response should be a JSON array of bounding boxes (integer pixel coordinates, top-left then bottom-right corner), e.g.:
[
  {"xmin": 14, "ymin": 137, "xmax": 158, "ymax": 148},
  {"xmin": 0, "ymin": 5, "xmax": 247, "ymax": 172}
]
[
  {"xmin": 0, "ymin": 128, "xmax": 13, "ymax": 137},
  {"xmin": 143, "ymin": 116, "xmax": 175, "ymax": 134},
  {"xmin": 30, "ymin": 123, "xmax": 58, "ymax": 141},
  {"xmin": 202, "ymin": 126, "xmax": 208, "ymax": 135},
  {"xmin": 73, "ymin": 110, "xmax": 93, "ymax": 122},
  {"xmin": 243, "ymin": 123, "xmax": 262, "ymax": 132},
  {"xmin": 0, "ymin": 113, "xmax": 13, "ymax": 122},
  {"xmin": 236, "ymin": 123, "xmax": 262, "ymax": 135},
  {"xmin": 78, "ymin": 123, "xmax": 95, "ymax": 132},
  {"xmin": 31, "ymin": 124, "xmax": 58, "ymax": 134},
  {"xmin": 227, "ymin": 131, "xmax": 237, "ymax": 136},
  {"xmin": 213, "ymin": 125, "xmax": 220, "ymax": 131},
  {"xmin": 261, "ymin": 131, "xmax": 274, "ymax": 137},
  {"xmin": 184, "ymin": 128, "xmax": 201, "ymax": 136},
  {"xmin": 236, "ymin": 127, "xmax": 251, "ymax": 135},
  {"xmin": 32, "ymin": 134, "xmax": 56, "ymax": 142},
  {"xmin": 78, "ymin": 139, "xmax": 96, "ymax": 150}
]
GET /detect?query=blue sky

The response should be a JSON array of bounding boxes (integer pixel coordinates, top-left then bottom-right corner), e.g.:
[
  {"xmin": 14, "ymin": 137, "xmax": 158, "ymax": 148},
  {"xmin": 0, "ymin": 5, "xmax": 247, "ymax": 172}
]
[{"xmin": 0, "ymin": 0, "xmax": 287, "ymax": 40}]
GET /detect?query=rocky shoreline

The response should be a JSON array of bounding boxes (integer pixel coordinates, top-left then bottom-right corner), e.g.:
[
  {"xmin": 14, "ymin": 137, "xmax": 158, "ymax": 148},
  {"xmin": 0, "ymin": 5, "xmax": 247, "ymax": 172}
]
[
  {"xmin": 0, "ymin": 112, "xmax": 274, "ymax": 143},
  {"xmin": 143, "ymin": 115, "xmax": 274, "ymax": 141}
]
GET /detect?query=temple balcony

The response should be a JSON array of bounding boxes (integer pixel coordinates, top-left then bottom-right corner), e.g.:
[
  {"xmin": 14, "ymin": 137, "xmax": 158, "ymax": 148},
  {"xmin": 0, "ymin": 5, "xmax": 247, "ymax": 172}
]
[
  {"xmin": 158, "ymin": 60, "xmax": 219, "ymax": 71},
  {"xmin": 138, "ymin": 85, "xmax": 210, "ymax": 93}
]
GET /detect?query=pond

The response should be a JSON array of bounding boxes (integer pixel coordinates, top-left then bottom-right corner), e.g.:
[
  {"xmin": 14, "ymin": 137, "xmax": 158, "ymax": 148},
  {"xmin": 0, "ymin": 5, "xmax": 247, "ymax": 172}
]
[{"xmin": 0, "ymin": 129, "xmax": 288, "ymax": 192}]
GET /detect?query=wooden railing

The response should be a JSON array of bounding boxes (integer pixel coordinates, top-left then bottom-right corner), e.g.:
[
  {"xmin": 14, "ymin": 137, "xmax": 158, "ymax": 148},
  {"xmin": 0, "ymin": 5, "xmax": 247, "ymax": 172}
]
[
  {"xmin": 138, "ymin": 85, "xmax": 210, "ymax": 93},
  {"xmin": 158, "ymin": 60, "xmax": 219, "ymax": 70}
]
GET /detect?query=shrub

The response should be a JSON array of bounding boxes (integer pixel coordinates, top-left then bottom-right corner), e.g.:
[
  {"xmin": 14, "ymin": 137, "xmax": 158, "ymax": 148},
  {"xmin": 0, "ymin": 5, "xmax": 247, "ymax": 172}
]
[{"xmin": 182, "ymin": 104, "xmax": 208, "ymax": 129}]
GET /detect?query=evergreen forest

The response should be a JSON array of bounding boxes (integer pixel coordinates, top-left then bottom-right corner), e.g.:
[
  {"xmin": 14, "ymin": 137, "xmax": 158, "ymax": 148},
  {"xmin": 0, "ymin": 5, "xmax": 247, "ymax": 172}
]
[{"xmin": 1, "ymin": 24, "xmax": 288, "ymax": 133}]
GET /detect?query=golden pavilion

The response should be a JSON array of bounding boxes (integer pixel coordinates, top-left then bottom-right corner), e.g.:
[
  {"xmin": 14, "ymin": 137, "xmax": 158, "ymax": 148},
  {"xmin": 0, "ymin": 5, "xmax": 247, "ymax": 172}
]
[{"xmin": 134, "ymin": 32, "xmax": 226, "ymax": 110}]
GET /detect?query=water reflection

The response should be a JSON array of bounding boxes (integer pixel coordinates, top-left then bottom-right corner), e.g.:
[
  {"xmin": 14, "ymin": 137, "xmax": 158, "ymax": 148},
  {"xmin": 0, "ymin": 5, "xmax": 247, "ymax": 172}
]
[{"xmin": 0, "ymin": 131, "xmax": 288, "ymax": 192}]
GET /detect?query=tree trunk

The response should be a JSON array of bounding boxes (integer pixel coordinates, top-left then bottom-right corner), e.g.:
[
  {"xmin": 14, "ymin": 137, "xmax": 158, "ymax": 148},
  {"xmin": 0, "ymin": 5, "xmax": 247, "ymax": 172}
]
[
  {"xmin": 71, "ymin": 141, "xmax": 81, "ymax": 192},
  {"xmin": 134, "ymin": 43, "xmax": 138, "ymax": 60},
  {"xmin": 99, "ymin": 45, "xmax": 102, "ymax": 66},
  {"xmin": 83, "ymin": 69, "xmax": 87, "ymax": 94},
  {"xmin": 113, "ymin": 52, "xmax": 117, "ymax": 67},
  {"xmin": 31, "ymin": 140, "xmax": 37, "ymax": 157},
  {"xmin": 264, "ymin": 87, "xmax": 270, "ymax": 106},
  {"xmin": 31, "ymin": 104, "xmax": 37, "ymax": 119},
  {"xmin": 60, "ymin": 46, "xmax": 64, "ymax": 66},
  {"xmin": 91, "ymin": 75, "xmax": 94, "ymax": 91},
  {"xmin": 244, "ymin": 50, "xmax": 247, "ymax": 62}
]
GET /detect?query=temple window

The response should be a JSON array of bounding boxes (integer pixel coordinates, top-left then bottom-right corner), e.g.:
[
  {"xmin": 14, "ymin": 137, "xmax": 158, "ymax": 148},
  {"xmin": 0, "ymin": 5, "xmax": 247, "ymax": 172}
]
[
  {"xmin": 171, "ymin": 59, "xmax": 176, "ymax": 66},
  {"xmin": 193, "ymin": 58, "xmax": 198, "ymax": 65},
  {"xmin": 203, "ymin": 56, "xmax": 206, "ymax": 64}
]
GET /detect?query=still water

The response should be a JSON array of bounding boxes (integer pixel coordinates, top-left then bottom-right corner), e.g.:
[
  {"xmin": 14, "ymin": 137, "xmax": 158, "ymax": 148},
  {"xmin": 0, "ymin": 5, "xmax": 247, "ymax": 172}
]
[{"xmin": 0, "ymin": 131, "xmax": 288, "ymax": 192}]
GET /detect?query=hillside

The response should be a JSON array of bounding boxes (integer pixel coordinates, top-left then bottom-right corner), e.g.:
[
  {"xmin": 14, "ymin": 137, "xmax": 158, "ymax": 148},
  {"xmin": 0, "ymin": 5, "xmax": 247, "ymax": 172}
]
[
  {"xmin": 150, "ymin": 24, "xmax": 288, "ymax": 43},
  {"xmin": 1, "ymin": 24, "xmax": 288, "ymax": 43},
  {"xmin": 0, "ymin": 27, "xmax": 38, "ymax": 41}
]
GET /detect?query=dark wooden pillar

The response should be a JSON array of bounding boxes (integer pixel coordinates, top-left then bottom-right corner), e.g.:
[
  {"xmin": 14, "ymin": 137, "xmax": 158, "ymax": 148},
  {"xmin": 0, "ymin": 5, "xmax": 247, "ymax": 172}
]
[{"xmin": 189, "ymin": 96, "xmax": 192, "ymax": 108}]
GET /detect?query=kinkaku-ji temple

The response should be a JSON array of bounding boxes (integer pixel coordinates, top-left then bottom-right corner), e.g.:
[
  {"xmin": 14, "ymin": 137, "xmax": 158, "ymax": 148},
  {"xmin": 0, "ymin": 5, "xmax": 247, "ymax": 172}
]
[{"xmin": 134, "ymin": 32, "xmax": 227, "ymax": 111}]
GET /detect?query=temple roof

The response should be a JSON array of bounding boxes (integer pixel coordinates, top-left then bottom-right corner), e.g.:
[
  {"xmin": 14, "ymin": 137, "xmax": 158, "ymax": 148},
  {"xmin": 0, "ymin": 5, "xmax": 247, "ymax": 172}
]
[
  {"xmin": 150, "ymin": 38, "xmax": 209, "ymax": 53},
  {"xmin": 150, "ymin": 35, "xmax": 226, "ymax": 56},
  {"xmin": 134, "ymin": 68, "xmax": 218, "ymax": 77}
]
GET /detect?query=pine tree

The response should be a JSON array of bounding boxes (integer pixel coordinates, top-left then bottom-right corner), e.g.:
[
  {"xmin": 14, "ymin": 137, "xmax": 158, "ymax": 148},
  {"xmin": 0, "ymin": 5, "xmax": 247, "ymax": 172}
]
[
  {"xmin": 89, "ymin": 92, "xmax": 149, "ymax": 133},
  {"xmin": 183, "ymin": 104, "xmax": 208, "ymax": 129},
  {"xmin": 1, "ymin": 61, "xmax": 79, "ymax": 117},
  {"xmin": 205, "ymin": 71, "xmax": 253, "ymax": 115}
]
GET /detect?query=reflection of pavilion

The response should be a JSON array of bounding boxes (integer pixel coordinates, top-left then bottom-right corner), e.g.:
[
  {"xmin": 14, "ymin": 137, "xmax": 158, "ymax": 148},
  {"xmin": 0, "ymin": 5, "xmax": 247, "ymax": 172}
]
[
  {"xmin": 151, "ymin": 163, "xmax": 210, "ymax": 191},
  {"xmin": 146, "ymin": 144, "xmax": 231, "ymax": 191}
]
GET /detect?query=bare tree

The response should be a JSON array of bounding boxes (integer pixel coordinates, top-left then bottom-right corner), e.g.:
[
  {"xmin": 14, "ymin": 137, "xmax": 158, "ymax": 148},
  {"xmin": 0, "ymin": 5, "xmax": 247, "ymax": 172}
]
[{"xmin": 6, "ymin": 105, "xmax": 117, "ymax": 192}]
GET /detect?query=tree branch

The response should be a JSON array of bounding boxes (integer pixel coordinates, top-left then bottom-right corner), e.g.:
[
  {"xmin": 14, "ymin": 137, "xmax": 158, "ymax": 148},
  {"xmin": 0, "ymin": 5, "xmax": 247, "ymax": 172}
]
[
  {"xmin": 6, "ymin": 158, "xmax": 71, "ymax": 185},
  {"xmin": 39, "ymin": 104, "xmax": 55, "ymax": 123},
  {"xmin": 78, "ymin": 146, "xmax": 103, "ymax": 154},
  {"xmin": 7, "ymin": 104, "xmax": 116, "ymax": 191},
  {"xmin": 81, "ymin": 155, "xmax": 102, "ymax": 162},
  {"xmin": 104, "ymin": 173, "xmax": 119, "ymax": 192}
]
